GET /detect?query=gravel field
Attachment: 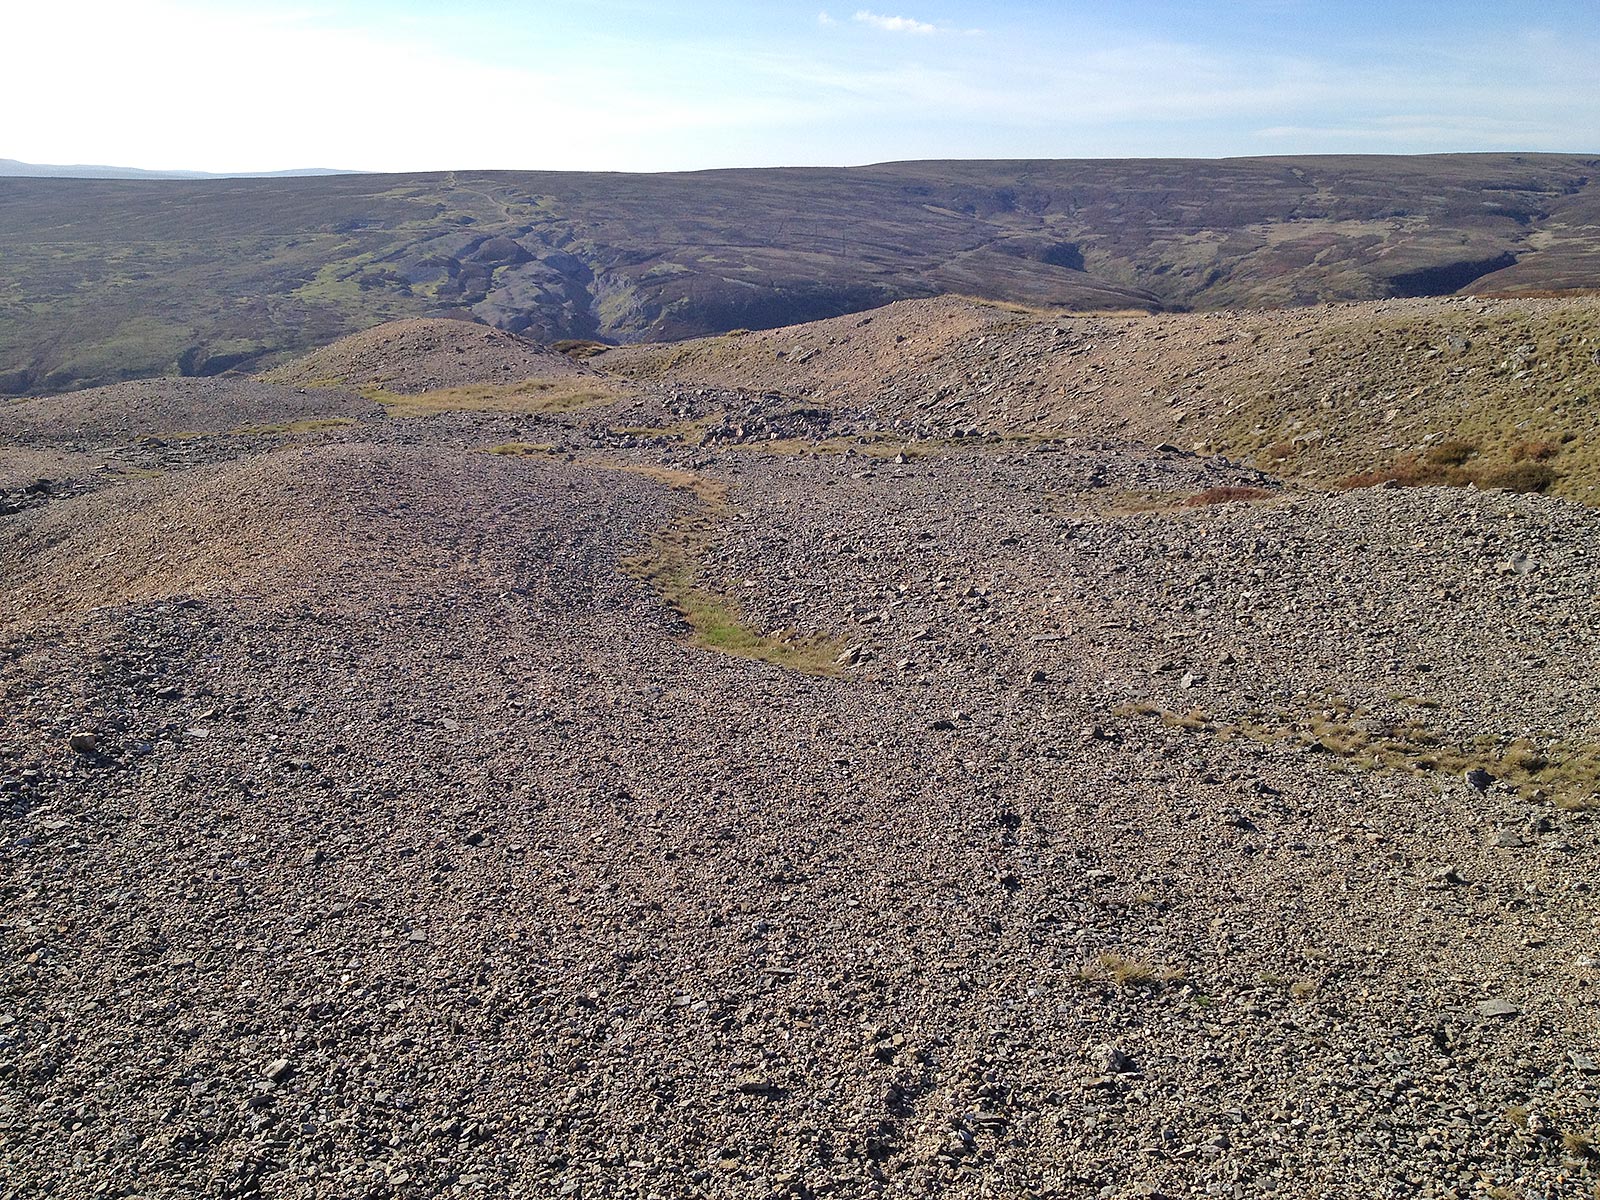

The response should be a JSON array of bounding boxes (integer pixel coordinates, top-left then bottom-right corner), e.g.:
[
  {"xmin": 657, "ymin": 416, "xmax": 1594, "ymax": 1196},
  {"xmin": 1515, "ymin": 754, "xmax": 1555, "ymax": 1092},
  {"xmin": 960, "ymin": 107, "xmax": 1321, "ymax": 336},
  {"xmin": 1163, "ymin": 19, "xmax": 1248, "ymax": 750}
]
[{"xmin": 2, "ymin": 306, "xmax": 1598, "ymax": 1200}]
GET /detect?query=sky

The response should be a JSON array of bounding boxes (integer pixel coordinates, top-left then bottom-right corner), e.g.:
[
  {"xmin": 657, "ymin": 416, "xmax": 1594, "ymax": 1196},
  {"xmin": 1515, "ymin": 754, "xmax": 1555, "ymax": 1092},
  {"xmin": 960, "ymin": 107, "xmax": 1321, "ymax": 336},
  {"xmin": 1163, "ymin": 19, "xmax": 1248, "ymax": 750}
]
[{"xmin": 6, "ymin": 0, "xmax": 1599, "ymax": 173}]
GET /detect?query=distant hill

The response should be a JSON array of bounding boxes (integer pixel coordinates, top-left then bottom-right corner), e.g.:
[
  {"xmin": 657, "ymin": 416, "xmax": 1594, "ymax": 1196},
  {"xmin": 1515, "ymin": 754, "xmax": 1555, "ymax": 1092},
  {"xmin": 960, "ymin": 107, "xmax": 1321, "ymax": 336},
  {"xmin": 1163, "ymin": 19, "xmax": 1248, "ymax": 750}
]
[
  {"xmin": 0, "ymin": 158, "xmax": 351, "ymax": 180},
  {"xmin": 2, "ymin": 153, "xmax": 1598, "ymax": 394}
]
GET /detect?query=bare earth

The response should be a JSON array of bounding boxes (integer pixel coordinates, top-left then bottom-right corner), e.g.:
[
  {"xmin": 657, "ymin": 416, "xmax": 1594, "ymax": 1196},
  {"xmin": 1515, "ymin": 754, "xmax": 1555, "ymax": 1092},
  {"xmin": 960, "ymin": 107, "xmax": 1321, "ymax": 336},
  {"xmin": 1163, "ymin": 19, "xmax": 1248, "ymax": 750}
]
[{"xmin": 2, "ymin": 300, "xmax": 1598, "ymax": 1200}]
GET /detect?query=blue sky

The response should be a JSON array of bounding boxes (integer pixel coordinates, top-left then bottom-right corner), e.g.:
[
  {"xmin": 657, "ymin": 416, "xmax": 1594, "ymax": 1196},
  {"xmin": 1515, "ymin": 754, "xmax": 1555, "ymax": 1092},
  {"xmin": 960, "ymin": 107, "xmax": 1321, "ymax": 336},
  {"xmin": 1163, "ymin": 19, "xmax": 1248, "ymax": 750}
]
[{"xmin": 7, "ymin": 1, "xmax": 1598, "ymax": 171}]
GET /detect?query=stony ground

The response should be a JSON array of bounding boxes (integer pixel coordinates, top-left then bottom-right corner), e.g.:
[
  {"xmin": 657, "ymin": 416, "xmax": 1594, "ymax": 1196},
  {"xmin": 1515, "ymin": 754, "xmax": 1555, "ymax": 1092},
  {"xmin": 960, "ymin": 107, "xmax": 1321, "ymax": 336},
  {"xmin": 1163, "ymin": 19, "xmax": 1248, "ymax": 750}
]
[
  {"xmin": 2, "ymin": 308, "xmax": 1599, "ymax": 1200},
  {"xmin": 608, "ymin": 294, "xmax": 1600, "ymax": 503},
  {"xmin": 259, "ymin": 318, "xmax": 591, "ymax": 394}
]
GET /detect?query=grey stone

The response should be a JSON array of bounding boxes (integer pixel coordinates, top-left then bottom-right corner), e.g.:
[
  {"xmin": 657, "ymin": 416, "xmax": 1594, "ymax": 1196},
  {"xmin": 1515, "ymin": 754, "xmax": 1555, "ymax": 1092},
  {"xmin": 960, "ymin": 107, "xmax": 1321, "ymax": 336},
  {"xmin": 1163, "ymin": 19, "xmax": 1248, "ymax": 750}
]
[
  {"xmin": 1102, "ymin": 1045, "xmax": 1136, "ymax": 1074},
  {"xmin": 1477, "ymin": 998, "xmax": 1519, "ymax": 1019}
]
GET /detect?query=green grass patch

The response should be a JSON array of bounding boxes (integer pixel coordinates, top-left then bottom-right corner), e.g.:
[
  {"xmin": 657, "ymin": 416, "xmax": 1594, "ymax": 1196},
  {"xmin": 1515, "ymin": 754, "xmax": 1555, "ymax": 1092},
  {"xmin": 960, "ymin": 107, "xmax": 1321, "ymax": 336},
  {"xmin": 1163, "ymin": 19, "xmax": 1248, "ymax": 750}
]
[
  {"xmin": 479, "ymin": 441, "xmax": 559, "ymax": 456},
  {"xmin": 606, "ymin": 463, "xmax": 846, "ymax": 675},
  {"xmin": 363, "ymin": 379, "xmax": 623, "ymax": 418}
]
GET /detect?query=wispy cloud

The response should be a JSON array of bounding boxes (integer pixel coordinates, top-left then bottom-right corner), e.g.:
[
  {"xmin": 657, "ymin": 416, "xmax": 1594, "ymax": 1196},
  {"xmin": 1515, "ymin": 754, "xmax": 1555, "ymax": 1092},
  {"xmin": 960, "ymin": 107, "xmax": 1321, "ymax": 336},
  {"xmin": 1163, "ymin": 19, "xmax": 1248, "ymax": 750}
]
[
  {"xmin": 1255, "ymin": 113, "xmax": 1573, "ymax": 149},
  {"xmin": 853, "ymin": 10, "xmax": 938, "ymax": 35},
  {"xmin": 818, "ymin": 11, "xmax": 837, "ymax": 26}
]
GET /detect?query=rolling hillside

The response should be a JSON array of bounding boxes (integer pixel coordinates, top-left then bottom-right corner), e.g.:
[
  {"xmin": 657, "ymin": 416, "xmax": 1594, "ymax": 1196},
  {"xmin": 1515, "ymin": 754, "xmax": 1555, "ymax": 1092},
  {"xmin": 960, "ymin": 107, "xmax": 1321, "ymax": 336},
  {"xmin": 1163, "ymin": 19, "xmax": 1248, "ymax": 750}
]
[{"xmin": 2, "ymin": 153, "xmax": 1598, "ymax": 394}]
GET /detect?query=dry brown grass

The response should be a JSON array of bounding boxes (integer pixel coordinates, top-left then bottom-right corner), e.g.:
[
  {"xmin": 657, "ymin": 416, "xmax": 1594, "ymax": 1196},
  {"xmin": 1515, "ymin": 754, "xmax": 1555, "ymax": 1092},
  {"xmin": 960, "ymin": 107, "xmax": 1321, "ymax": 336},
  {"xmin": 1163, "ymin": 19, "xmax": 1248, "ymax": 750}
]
[
  {"xmin": 1425, "ymin": 439, "xmax": 1479, "ymax": 467},
  {"xmin": 1477, "ymin": 461, "xmax": 1563, "ymax": 494},
  {"xmin": 1562, "ymin": 1130, "xmax": 1597, "ymax": 1158},
  {"xmin": 1081, "ymin": 952, "xmax": 1184, "ymax": 990},
  {"xmin": 1338, "ymin": 456, "xmax": 1469, "ymax": 490},
  {"xmin": 1123, "ymin": 698, "xmax": 1600, "ymax": 811},
  {"xmin": 362, "ymin": 378, "xmax": 624, "ymax": 418},
  {"xmin": 1336, "ymin": 454, "xmax": 1561, "ymax": 494},
  {"xmin": 1180, "ymin": 486, "xmax": 1277, "ymax": 508},
  {"xmin": 550, "ymin": 339, "xmax": 611, "ymax": 359}
]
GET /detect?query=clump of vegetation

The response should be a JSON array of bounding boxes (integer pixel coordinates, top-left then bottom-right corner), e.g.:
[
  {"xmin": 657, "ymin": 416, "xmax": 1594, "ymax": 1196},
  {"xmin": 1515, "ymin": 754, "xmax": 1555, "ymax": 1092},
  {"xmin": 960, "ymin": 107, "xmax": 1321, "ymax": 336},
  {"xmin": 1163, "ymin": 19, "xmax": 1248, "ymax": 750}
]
[
  {"xmin": 1119, "ymin": 697, "xmax": 1600, "ymax": 811},
  {"xmin": 1425, "ymin": 439, "xmax": 1479, "ymax": 467},
  {"xmin": 1080, "ymin": 953, "xmax": 1183, "ymax": 990},
  {"xmin": 1510, "ymin": 439, "xmax": 1562, "ymax": 462},
  {"xmin": 1338, "ymin": 451, "xmax": 1562, "ymax": 494},
  {"xmin": 478, "ymin": 442, "xmax": 558, "ymax": 457},
  {"xmin": 551, "ymin": 339, "xmax": 610, "ymax": 359},
  {"xmin": 362, "ymin": 379, "xmax": 621, "ymax": 418},
  {"xmin": 1181, "ymin": 486, "xmax": 1277, "ymax": 507},
  {"xmin": 1478, "ymin": 461, "xmax": 1562, "ymax": 494},
  {"xmin": 1116, "ymin": 702, "xmax": 1216, "ymax": 731},
  {"xmin": 1261, "ymin": 440, "xmax": 1298, "ymax": 463},
  {"xmin": 1338, "ymin": 455, "xmax": 1469, "ymax": 490},
  {"xmin": 603, "ymin": 462, "xmax": 846, "ymax": 675}
]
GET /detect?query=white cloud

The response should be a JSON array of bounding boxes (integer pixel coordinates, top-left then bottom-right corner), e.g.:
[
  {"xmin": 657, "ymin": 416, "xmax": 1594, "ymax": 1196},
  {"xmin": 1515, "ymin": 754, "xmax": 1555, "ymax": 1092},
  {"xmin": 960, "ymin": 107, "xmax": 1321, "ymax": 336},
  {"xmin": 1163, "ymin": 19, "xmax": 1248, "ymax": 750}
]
[
  {"xmin": 818, "ymin": 11, "xmax": 837, "ymax": 26},
  {"xmin": 1254, "ymin": 113, "xmax": 1576, "ymax": 150},
  {"xmin": 853, "ymin": 10, "xmax": 938, "ymax": 35}
]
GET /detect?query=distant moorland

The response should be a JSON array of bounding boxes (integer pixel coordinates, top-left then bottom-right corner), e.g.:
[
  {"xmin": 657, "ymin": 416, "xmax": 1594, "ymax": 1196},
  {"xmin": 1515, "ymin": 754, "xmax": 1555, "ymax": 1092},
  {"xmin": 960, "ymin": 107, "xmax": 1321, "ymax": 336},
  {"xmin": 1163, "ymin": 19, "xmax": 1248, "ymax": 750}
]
[{"xmin": 2, "ymin": 153, "xmax": 1598, "ymax": 393}]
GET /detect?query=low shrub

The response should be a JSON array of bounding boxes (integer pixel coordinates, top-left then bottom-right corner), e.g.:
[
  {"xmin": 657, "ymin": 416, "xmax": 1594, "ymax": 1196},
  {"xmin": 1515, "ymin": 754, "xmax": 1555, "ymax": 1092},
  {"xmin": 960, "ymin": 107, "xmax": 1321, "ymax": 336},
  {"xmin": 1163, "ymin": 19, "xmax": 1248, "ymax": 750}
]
[
  {"xmin": 1426, "ymin": 439, "xmax": 1479, "ymax": 467},
  {"xmin": 1510, "ymin": 439, "xmax": 1561, "ymax": 462},
  {"xmin": 1181, "ymin": 486, "xmax": 1276, "ymax": 507},
  {"xmin": 551, "ymin": 339, "xmax": 610, "ymax": 359},
  {"xmin": 1338, "ymin": 456, "xmax": 1467, "ymax": 490},
  {"xmin": 1479, "ymin": 461, "xmax": 1562, "ymax": 493}
]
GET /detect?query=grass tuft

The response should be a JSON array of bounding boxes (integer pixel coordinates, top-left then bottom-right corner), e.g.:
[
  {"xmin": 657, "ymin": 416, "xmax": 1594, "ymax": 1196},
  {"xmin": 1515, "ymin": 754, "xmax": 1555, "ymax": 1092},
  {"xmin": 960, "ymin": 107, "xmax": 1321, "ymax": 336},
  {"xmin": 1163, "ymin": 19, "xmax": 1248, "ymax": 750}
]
[
  {"xmin": 1081, "ymin": 952, "xmax": 1183, "ymax": 990},
  {"xmin": 1123, "ymin": 698, "xmax": 1600, "ymax": 811},
  {"xmin": 550, "ymin": 339, "xmax": 610, "ymax": 359},
  {"xmin": 1425, "ymin": 439, "xmax": 1479, "ymax": 467},
  {"xmin": 1562, "ymin": 1131, "xmax": 1597, "ymax": 1159},
  {"xmin": 479, "ymin": 442, "xmax": 558, "ymax": 457}
]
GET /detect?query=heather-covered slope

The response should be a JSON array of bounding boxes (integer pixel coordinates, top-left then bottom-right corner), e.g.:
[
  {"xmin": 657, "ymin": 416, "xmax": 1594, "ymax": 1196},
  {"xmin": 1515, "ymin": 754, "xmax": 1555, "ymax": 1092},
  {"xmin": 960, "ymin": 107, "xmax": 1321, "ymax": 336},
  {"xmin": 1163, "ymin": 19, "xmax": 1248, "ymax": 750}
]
[{"xmin": 3, "ymin": 153, "xmax": 1599, "ymax": 394}]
